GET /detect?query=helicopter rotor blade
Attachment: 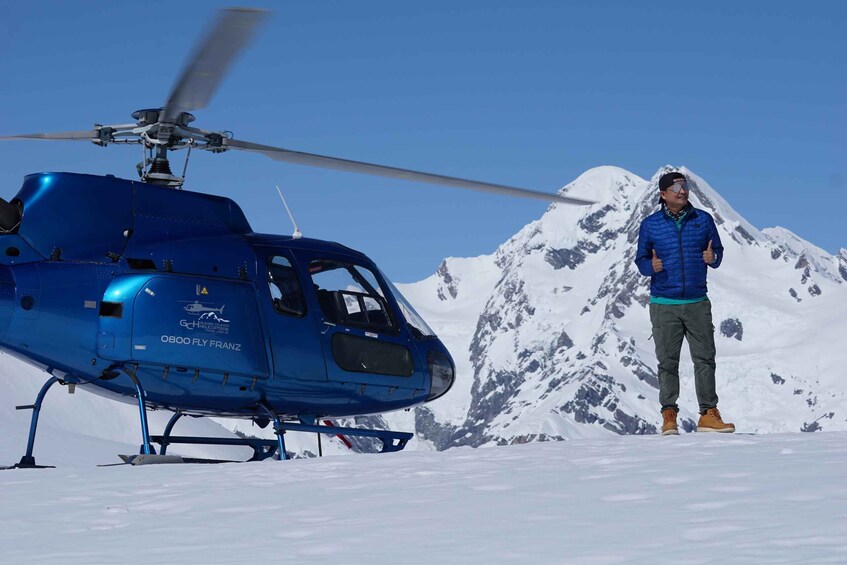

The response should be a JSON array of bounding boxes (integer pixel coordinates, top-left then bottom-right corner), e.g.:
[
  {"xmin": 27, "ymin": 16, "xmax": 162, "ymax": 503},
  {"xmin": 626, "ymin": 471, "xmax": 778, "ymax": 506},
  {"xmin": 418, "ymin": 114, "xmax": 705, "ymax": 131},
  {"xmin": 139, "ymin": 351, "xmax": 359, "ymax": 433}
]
[
  {"xmin": 0, "ymin": 130, "xmax": 99, "ymax": 141},
  {"xmin": 161, "ymin": 8, "xmax": 269, "ymax": 123},
  {"xmin": 225, "ymin": 138, "xmax": 595, "ymax": 205}
]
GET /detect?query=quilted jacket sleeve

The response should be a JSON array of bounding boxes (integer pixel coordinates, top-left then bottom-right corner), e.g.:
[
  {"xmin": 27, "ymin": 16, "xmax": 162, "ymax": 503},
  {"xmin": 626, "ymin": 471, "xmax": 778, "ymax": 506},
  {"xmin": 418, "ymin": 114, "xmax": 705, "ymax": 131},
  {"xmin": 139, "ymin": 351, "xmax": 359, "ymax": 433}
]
[
  {"xmin": 635, "ymin": 218, "xmax": 655, "ymax": 276},
  {"xmin": 705, "ymin": 213, "xmax": 724, "ymax": 269}
]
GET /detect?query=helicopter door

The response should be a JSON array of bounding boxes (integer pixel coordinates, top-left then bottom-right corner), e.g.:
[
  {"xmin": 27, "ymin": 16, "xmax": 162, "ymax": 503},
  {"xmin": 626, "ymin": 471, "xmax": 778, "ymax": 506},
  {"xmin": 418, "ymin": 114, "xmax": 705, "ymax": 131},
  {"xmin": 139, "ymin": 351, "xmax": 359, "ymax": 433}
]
[
  {"xmin": 258, "ymin": 251, "xmax": 327, "ymax": 381},
  {"xmin": 299, "ymin": 253, "xmax": 425, "ymax": 389},
  {"xmin": 124, "ymin": 275, "xmax": 268, "ymax": 377}
]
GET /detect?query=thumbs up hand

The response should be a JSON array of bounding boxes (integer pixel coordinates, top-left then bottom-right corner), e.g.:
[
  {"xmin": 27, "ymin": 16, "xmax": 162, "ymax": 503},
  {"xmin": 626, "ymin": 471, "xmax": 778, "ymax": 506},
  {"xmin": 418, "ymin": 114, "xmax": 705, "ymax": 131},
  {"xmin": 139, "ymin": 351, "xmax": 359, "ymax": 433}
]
[
  {"xmin": 703, "ymin": 240, "xmax": 715, "ymax": 265},
  {"xmin": 651, "ymin": 249, "xmax": 663, "ymax": 273}
]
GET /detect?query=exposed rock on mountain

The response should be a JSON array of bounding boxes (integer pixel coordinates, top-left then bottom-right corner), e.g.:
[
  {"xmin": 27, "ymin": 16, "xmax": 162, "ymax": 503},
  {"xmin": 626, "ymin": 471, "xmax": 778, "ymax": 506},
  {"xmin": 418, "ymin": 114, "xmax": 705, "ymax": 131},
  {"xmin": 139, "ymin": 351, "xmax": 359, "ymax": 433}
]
[{"xmin": 720, "ymin": 318, "xmax": 744, "ymax": 341}]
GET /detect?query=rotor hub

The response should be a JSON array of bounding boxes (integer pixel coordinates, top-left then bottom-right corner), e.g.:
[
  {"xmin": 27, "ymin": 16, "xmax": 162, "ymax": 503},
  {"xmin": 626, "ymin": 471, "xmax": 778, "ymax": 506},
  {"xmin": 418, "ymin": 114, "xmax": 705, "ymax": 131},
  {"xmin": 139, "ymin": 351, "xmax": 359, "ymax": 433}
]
[{"xmin": 131, "ymin": 108, "xmax": 162, "ymax": 126}]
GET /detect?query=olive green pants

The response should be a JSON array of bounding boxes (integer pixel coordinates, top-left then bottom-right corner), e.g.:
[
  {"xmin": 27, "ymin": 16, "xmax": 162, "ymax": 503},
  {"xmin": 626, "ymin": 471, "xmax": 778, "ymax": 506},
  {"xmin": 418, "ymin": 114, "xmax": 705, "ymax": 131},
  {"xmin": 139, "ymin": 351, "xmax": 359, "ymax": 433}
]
[{"xmin": 649, "ymin": 300, "xmax": 719, "ymax": 414}]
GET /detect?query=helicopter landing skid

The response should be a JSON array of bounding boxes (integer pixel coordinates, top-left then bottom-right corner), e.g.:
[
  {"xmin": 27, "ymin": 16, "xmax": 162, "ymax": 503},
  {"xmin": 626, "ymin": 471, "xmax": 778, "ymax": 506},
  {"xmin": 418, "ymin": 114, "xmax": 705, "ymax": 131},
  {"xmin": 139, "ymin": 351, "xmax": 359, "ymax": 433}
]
[
  {"xmin": 150, "ymin": 408, "xmax": 413, "ymax": 463},
  {"xmin": 119, "ymin": 454, "xmax": 186, "ymax": 465},
  {"xmin": 149, "ymin": 420, "xmax": 413, "ymax": 463}
]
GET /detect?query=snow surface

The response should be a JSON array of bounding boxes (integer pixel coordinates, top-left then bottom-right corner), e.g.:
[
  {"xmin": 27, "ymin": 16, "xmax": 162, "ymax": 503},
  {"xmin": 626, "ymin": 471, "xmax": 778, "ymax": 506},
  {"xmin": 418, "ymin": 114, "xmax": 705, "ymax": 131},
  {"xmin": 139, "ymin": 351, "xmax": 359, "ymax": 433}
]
[{"xmin": 1, "ymin": 431, "xmax": 845, "ymax": 564}]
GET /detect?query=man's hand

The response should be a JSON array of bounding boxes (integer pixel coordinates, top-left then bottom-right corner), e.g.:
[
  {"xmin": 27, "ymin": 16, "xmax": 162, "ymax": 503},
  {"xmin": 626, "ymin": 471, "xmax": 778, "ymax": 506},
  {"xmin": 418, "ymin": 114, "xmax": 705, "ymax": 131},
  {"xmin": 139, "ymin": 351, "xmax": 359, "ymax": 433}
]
[
  {"xmin": 703, "ymin": 240, "xmax": 715, "ymax": 265},
  {"xmin": 652, "ymin": 249, "xmax": 663, "ymax": 273}
]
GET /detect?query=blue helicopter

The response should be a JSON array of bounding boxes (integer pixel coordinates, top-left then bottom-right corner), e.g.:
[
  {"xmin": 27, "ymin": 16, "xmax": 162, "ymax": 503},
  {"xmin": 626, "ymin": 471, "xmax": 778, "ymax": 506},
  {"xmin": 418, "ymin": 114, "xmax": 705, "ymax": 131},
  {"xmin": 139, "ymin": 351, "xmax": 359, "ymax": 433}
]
[{"xmin": 0, "ymin": 9, "xmax": 593, "ymax": 467}]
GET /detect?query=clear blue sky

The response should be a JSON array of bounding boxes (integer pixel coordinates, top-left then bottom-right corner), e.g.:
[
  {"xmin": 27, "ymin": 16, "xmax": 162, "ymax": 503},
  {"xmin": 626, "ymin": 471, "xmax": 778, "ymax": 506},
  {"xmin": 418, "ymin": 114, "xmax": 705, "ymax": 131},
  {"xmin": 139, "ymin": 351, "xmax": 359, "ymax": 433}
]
[{"xmin": 1, "ymin": 1, "xmax": 844, "ymax": 282}]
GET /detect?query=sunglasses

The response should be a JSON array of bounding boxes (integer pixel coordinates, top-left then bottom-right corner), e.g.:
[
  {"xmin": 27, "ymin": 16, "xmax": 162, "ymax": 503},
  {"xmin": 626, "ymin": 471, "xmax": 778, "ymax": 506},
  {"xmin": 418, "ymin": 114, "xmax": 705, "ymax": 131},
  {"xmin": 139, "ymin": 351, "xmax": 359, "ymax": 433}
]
[{"xmin": 666, "ymin": 180, "xmax": 688, "ymax": 194}]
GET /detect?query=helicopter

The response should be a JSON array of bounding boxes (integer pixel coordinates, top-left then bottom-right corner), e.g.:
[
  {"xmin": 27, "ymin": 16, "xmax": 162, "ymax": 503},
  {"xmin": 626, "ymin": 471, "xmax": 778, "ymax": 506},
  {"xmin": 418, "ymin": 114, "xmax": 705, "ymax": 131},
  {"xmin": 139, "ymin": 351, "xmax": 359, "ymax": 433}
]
[{"xmin": 0, "ymin": 8, "xmax": 594, "ymax": 467}]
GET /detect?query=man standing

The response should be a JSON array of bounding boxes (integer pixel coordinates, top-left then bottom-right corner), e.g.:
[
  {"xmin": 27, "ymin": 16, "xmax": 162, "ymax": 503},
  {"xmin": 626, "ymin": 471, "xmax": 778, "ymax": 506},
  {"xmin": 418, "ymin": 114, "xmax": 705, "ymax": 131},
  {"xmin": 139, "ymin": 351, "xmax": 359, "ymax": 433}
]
[{"xmin": 635, "ymin": 171, "xmax": 735, "ymax": 435}]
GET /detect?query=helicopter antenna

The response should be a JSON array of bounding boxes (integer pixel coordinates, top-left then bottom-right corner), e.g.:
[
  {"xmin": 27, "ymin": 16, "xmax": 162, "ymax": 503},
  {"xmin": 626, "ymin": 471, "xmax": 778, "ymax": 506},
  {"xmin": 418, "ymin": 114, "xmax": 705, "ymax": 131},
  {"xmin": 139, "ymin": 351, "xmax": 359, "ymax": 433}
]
[{"xmin": 275, "ymin": 184, "xmax": 303, "ymax": 239}]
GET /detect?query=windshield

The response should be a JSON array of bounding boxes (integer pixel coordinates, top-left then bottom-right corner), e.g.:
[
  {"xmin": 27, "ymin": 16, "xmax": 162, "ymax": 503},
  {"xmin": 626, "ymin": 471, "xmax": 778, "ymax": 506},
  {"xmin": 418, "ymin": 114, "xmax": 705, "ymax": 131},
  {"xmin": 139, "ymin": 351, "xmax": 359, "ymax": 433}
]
[
  {"xmin": 309, "ymin": 259, "xmax": 394, "ymax": 331},
  {"xmin": 379, "ymin": 269, "xmax": 437, "ymax": 339}
]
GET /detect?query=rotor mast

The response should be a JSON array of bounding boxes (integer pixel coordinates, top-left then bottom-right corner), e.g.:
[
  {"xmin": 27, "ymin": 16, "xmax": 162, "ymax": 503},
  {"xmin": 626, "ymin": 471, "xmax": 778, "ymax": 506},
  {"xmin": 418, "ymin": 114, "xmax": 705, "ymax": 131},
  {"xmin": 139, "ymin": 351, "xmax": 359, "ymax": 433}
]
[{"xmin": 129, "ymin": 108, "xmax": 199, "ymax": 187}]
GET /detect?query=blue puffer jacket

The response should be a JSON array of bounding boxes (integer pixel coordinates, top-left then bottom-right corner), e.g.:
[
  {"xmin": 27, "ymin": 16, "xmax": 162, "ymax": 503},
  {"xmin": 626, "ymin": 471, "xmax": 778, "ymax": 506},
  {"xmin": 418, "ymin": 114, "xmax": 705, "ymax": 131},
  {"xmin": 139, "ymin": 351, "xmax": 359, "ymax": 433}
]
[{"xmin": 635, "ymin": 206, "xmax": 723, "ymax": 299}]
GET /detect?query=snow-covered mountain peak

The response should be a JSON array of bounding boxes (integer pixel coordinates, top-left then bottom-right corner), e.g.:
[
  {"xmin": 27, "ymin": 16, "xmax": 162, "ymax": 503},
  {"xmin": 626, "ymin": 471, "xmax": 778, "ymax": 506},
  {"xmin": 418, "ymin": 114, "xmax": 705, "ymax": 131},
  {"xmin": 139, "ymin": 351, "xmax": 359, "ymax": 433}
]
[
  {"xmin": 384, "ymin": 165, "xmax": 847, "ymax": 448},
  {"xmin": 495, "ymin": 166, "xmax": 648, "ymax": 272},
  {"xmin": 557, "ymin": 165, "xmax": 648, "ymax": 206}
]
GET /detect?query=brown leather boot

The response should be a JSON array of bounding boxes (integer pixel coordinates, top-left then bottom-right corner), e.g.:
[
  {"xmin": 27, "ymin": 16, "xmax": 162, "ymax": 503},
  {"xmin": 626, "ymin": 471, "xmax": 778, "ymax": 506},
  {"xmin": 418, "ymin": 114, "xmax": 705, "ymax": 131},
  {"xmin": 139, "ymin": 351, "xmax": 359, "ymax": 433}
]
[
  {"xmin": 661, "ymin": 409, "xmax": 679, "ymax": 436},
  {"xmin": 696, "ymin": 407, "xmax": 735, "ymax": 433}
]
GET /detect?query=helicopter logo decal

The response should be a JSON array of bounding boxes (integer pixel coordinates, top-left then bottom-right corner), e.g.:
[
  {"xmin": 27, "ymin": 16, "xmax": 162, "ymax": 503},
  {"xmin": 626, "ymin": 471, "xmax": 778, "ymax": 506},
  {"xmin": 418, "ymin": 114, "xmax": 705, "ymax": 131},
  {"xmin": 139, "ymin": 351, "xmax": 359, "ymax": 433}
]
[
  {"xmin": 179, "ymin": 301, "xmax": 231, "ymax": 335},
  {"xmin": 184, "ymin": 301, "xmax": 225, "ymax": 316}
]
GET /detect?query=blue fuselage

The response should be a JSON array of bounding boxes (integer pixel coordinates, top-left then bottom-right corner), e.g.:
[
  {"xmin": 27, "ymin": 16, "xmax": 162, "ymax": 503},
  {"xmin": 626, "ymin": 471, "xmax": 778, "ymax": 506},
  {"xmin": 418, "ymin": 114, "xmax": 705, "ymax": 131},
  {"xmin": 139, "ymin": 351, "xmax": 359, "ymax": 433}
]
[{"xmin": 0, "ymin": 172, "xmax": 454, "ymax": 420}]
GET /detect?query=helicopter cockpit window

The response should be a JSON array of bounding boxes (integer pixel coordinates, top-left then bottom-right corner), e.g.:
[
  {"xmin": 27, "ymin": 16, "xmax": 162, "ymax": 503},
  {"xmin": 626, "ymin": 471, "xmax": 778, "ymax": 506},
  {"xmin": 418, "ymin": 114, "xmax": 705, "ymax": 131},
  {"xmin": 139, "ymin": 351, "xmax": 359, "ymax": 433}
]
[
  {"xmin": 378, "ymin": 268, "xmax": 437, "ymax": 340},
  {"xmin": 268, "ymin": 256, "xmax": 306, "ymax": 316},
  {"xmin": 309, "ymin": 260, "xmax": 395, "ymax": 331}
]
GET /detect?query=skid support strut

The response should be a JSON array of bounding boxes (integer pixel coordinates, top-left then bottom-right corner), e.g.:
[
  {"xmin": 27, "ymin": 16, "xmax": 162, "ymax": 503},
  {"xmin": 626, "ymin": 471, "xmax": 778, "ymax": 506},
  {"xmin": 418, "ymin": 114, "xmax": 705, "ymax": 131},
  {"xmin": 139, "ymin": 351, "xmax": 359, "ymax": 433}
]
[
  {"xmin": 14, "ymin": 376, "xmax": 62, "ymax": 468},
  {"xmin": 260, "ymin": 404, "xmax": 287, "ymax": 461},
  {"xmin": 121, "ymin": 366, "xmax": 154, "ymax": 455},
  {"xmin": 159, "ymin": 412, "xmax": 184, "ymax": 456}
]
